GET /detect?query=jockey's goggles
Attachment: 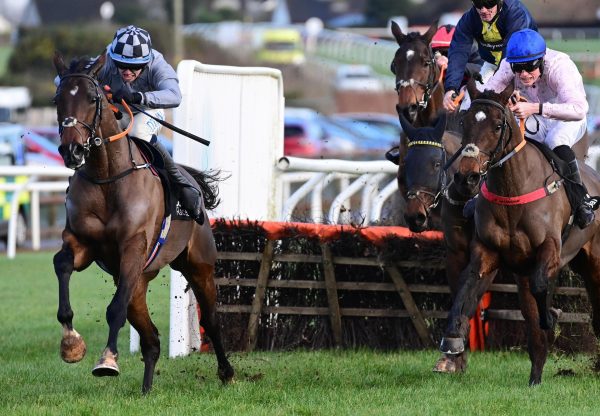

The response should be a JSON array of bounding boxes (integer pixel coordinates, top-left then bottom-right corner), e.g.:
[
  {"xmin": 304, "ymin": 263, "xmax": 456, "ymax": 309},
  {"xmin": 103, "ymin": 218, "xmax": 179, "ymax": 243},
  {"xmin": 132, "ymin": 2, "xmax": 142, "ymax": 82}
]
[
  {"xmin": 472, "ymin": 0, "xmax": 497, "ymax": 9},
  {"xmin": 510, "ymin": 59, "xmax": 542, "ymax": 74},
  {"xmin": 114, "ymin": 61, "xmax": 147, "ymax": 71}
]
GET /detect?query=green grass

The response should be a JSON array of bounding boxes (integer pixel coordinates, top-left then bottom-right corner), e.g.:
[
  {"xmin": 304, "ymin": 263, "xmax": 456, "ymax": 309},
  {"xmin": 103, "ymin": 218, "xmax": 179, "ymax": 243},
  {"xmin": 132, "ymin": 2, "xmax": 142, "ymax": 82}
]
[{"xmin": 2, "ymin": 252, "xmax": 600, "ymax": 415}]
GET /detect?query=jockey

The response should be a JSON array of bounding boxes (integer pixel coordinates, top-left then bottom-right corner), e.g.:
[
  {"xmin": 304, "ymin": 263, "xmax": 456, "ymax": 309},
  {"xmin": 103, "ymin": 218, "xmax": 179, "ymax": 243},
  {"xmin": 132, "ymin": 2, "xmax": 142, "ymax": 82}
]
[
  {"xmin": 99, "ymin": 25, "xmax": 204, "ymax": 225},
  {"xmin": 442, "ymin": 0, "xmax": 537, "ymax": 112},
  {"xmin": 432, "ymin": 24, "xmax": 483, "ymax": 86},
  {"xmin": 484, "ymin": 29, "xmax": 594, "ymax": 229}
]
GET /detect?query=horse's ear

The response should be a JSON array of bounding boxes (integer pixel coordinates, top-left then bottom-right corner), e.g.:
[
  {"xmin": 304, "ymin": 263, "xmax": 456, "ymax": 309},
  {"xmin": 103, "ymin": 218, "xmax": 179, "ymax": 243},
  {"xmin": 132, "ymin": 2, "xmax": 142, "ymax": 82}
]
[
  {"xmin": 499, "ymin": 82, "xmax": 515, "ymax": 105},
  {"xmin": 466, "ymin": 77, "xmax": 479, "ymax": 101},
  {"xmin": 423, "ymin": 20, "xmax": 439, "ymax": 44},
  {"xmin": 433, "ymin": 112, "xmax": 447, "ymax": 141},
  {"xmin": 396, "ymin": 104, "xmax": 417, "ymax": 141},
  {"xmin": 53, "ymin": 51, "xmax": 67, "ymax": 77},
  {"xmin": 391, "ymin": 21, "xmax": 405, "ymax": 45},
  {"xmin": 88, "ymin": 52, "xmax": 106, "ymax": 77}
]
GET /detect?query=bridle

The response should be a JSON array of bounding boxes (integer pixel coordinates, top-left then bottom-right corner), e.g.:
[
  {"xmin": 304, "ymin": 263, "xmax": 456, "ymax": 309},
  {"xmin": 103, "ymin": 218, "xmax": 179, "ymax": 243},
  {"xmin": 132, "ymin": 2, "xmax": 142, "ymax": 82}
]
[
  {"xmin": 392, "ymin": 42, "xmax": 440, "ymax": 112},
  {"xmin": 405, "ymin": 139, "xmax": 447, "ymax": 213},
  {"xmin": 459, "ymin": 98, "xmax": 519, "ymax": 177},
  {"xmin": 57, "ymin": 73, "xmax": 132, "ymax": 156}
]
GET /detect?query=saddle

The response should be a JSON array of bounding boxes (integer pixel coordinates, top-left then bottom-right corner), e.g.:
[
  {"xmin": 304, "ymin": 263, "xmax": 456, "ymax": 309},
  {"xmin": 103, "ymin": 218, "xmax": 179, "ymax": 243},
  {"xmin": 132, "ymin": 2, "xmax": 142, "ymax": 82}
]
[{"xmin": 132, "ymin": 138, "xmax": 192, "ymax": 222}]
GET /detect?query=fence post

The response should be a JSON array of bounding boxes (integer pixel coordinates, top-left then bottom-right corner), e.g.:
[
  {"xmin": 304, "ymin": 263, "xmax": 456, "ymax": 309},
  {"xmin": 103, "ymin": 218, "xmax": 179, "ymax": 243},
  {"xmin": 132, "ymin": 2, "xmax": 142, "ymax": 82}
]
[
  {"xmin": 386, "ymin": 265, "xmax": 435, "ymax": 347},
  {"xmin": 320, "ymin": 243, "xmax": 343, "ymax": 347},
  {"xmin": 245, "ymin": 239, "xmax": 275, "ymax": 352}
]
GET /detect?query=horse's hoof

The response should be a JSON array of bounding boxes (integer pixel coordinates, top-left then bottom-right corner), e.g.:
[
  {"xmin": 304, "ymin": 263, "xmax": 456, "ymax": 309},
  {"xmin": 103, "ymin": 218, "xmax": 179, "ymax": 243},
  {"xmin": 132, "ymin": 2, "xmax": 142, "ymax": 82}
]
[
  {"xmin": 433, "ymin": 356, "xmax": 457, "ymax": 373},
  {"xmin": 218, "ymin": 366, "xmax": 235, "ymax": 384},
  {"xmin": 60, "ymin": 330, "xmax": 87, "ymax": 363},
  {"xmin": 92, "ymin": 348, "xmax": 119, "ymax": 377},
  {"xmin": 439, "ymin": 337, "xmax": 465, "ymax": 355}
]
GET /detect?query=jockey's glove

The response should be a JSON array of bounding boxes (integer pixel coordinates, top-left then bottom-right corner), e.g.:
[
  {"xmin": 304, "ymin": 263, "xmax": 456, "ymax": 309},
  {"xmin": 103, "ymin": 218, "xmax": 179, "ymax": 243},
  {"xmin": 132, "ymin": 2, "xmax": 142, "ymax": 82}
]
[{"xmin": 113, "ymin": 88, "xmax": 143, "ymax": 105}]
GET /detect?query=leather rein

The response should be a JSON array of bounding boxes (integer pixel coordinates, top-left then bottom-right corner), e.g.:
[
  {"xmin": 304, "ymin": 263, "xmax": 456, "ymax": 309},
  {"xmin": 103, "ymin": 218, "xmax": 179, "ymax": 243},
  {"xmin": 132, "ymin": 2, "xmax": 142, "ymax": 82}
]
[
  {"xmin": 465, "ymin": 98, "xmax": 561, "ymax": 205},
  {"xmin": 58, "ymin": 73, "xmax": 151, "ymax": 184}
]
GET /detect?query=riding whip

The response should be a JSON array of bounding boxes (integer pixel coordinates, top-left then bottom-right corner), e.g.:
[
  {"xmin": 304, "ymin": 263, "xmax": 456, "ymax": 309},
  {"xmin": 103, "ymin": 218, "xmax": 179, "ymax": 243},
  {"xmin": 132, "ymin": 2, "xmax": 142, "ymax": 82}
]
[{"xmin": 127, "ymin": 102, "xmax": 210, "ymax": 146}]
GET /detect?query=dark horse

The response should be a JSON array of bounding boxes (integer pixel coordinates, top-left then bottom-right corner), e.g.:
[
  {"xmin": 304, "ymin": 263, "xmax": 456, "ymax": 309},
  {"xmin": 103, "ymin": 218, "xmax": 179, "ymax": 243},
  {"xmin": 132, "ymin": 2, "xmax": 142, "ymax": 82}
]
[
  {"xmin": 389, "ymin": 19, "xmax": 483, "ymax": 372},
  {"xmin": 442, "ymin": 80, "xmax": 600, "ymax": 385},
  {"xmin": 52, "ymin": 52, "xmax": 234, "ymax": 393},
  {"xmin": 396, "ymin": 110, "xmax": 490, "ymax": 373}
]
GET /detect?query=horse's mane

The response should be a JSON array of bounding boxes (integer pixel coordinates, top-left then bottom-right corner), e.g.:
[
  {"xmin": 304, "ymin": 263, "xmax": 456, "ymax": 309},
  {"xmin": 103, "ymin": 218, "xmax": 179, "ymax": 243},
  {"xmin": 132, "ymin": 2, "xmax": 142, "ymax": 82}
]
[
  {"xmin": 477, "ymin": 88, "xmax": 505, "ymax": 103},
  {"xmin": 405, "ymin": 31, "xmax": 427, "ymax": 44},
  {"xmin": 68, "ymin": 55, "xmax": 101, "ymax": 74}
]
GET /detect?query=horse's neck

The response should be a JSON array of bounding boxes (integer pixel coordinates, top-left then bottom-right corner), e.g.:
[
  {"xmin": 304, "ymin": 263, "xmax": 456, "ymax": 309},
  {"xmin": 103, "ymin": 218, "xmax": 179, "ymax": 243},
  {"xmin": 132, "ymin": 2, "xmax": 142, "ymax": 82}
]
[
  {"xmin": 86, "ymin": 108, "xmax": 135, "ymax": 175},
  {"xmin": 488, "ymin": 138, "xmax": 550, "ymax": 195},
  {"xmin": 416, "ymin": 81, "xmax": 445, "ymax": 127}
]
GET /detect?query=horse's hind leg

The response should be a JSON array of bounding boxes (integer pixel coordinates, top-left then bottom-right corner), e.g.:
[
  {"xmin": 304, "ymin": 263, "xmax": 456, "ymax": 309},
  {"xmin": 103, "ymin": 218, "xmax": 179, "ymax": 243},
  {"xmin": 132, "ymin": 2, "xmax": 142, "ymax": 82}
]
[
  {"xmin": 127, "ymin": 276, "xmax": 160, "ymax": 394},
  {"xmin": 54, "ymin": 234, "xmax": 93, "ymax": 363},
  {"xmin": 174, "ymin": 259, "xmax": 235, "ymax": 383},
  {"xmin": 569, "ymin": 245, "xmax": 600, "ymax": 371}
]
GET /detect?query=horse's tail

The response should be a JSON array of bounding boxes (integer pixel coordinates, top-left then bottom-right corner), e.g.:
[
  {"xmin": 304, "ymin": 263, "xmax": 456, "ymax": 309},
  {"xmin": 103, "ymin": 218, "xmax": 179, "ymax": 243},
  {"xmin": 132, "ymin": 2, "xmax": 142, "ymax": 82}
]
[{"xmin": 180, "ymin": 165, "xmax": 226, "ymax": 210}]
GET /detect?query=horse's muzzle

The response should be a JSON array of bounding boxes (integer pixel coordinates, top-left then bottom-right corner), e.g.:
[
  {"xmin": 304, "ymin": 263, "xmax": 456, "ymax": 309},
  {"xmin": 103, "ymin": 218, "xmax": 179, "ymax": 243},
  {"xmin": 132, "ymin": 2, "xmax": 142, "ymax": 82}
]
[
  {"xmin": 404, "ymin": 212, "xmax": 428, "ymax": 232},
  {"xmin": 453, "ymin": 171, "xmax": 481, "ymax": 197},
  {"xmin": 402, "ymin": 105, "xmax": 418, "ymax": 123},
  {"xmin": 58, "ymin": 143, "xmax": 85, "ymax": 169}
]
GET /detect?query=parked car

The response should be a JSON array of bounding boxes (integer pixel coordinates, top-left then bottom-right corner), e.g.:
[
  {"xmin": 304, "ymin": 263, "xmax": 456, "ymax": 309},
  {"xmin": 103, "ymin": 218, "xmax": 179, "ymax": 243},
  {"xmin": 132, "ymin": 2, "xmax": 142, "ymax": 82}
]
[
  {"xmin": 0, "ymin": 127, "xmax": 29, "ymax": 247},
  {"xmin": 285, "ymin": 107, "xmax": 364, "ymax": 159},
  {"xmin": 334, "ymin": 65, "xmax": 384, "ymax": 92},
  {"xmin": 333, "ymin": 112, "xmax": 402, "ymax": 140},
  {"xmin": 256, "ymin": 28, "xmax": 305, "ymax": 67},
  {"xmin": 328, "ymin": 115, "xmax": 398, "ymax": 159},
  {"xmin": 22, "ymin": 130, "xmax": 63, "ymax": 166}
]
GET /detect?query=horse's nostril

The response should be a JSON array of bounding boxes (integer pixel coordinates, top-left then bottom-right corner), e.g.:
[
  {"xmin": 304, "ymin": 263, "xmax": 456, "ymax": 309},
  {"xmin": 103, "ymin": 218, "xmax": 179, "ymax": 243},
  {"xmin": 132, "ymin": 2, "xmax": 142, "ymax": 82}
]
[{"xmin": 466, "ymin": 173, "xmax": 481, "ymax": 186}]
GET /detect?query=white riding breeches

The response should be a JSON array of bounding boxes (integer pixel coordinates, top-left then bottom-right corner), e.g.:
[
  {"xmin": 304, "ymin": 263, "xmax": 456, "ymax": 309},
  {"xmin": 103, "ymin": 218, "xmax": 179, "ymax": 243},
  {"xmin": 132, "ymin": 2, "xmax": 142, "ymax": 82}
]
[
  {"xmin": 118, "ymin": 108, "xmax": 165, "ymax": 142},
  {"xmin": 524, "ymin": 114, "xmax": 587, "ymax": 149}
]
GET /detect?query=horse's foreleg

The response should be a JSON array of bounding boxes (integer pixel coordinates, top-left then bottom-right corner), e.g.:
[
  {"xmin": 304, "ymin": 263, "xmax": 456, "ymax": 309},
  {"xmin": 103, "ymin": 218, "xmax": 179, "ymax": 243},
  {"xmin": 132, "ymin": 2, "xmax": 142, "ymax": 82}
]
[
  {"xmin": 440, "ymin": 241, "xmax": 499, "ymax": 356},
  {"xmin": 515, "ymin": 275, "xmax": 551, "ymax": 386},
  {"xmin": 433, "ymin": 246, "xmax": 471, "ymax": 373},
  {"xmin": 127, "ymin": 277, "xmax": 160, "ymax": 394},
  {"xmin": 93, "ymin": 235, "xmax": 146, "ymax": 378},
  {"xmin": 54, "ymin": 236, "xmax": 93, "ymax": 363},
  {"xmin": 530, "ymin": 237, "xmax": 561, "ymax": 330}
]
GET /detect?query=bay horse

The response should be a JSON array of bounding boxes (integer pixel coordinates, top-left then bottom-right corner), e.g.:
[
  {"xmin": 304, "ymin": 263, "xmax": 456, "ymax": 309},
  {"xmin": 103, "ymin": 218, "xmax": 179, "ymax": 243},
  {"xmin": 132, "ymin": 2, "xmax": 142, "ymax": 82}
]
[
  {"xmin": 390, "ymin": 21, "xmax": 443, "ymax": 127},
  {"xmin": 441, "ymin": 79, "xmax": 600, "ymax": 385},
  {"xmin": 52, "ymin": 52, "xmax": 234, "ymax": 393}
]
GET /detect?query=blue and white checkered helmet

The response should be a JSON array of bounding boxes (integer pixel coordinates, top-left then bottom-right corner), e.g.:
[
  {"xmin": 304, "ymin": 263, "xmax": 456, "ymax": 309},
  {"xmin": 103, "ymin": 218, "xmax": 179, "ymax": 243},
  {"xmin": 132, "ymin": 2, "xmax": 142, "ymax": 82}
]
[{"xmin": 108, "ymin": 25, "xmax": 152, "ymax": 65}]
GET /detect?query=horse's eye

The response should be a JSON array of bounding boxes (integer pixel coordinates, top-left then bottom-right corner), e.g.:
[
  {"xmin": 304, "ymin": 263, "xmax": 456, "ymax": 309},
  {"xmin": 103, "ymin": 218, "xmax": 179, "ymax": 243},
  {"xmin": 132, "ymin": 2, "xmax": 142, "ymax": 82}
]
[
  {"xmin": 495, "ymin": 124, "xmax": 503, "ymax": 132},
  {"xmin": 434, "ymin": 161, "xmax": 442, "ymax": 169},
  {"xmin": 459, "ymin": 120, "xmax": 464, "ymax": 127}
]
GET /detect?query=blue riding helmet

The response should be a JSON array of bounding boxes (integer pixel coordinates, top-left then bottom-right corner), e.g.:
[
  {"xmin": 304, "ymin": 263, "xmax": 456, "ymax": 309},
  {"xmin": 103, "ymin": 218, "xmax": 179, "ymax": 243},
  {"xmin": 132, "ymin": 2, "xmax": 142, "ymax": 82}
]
[
  {"xmin": 108, "ymin": 25, "xmax": 152, "ymax": 65},
  {"xmin": 506, "ymin": 29, "xmax": 546, "ymax": 63}
]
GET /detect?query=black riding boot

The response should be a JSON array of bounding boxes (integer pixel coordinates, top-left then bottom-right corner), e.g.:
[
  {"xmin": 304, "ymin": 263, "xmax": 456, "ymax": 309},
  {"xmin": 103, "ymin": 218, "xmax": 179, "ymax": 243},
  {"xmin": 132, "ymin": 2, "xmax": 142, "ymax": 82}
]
[
  {"xmin": 554, "ymin": 145, "xmax": 594, "ymax": 229},
  {"xmin": 149, "ymin": 136, "xmax": 204, "ymax": 225}
]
